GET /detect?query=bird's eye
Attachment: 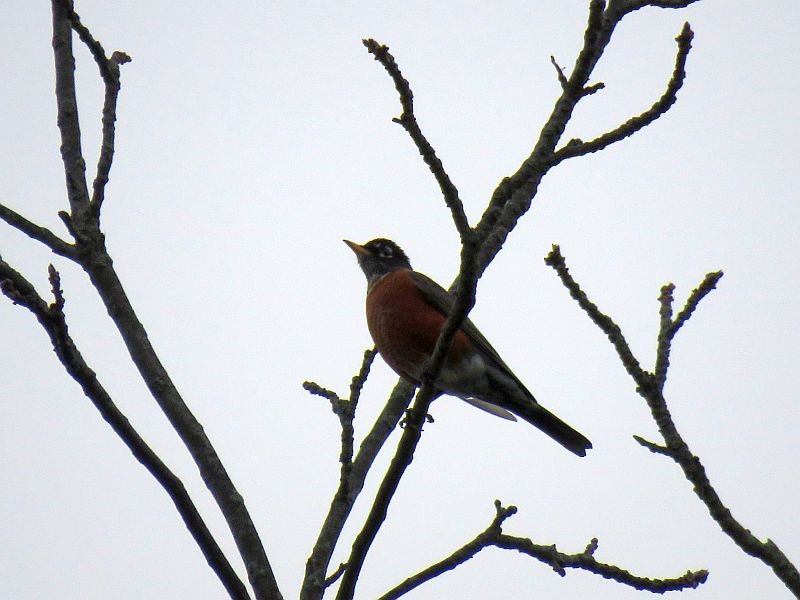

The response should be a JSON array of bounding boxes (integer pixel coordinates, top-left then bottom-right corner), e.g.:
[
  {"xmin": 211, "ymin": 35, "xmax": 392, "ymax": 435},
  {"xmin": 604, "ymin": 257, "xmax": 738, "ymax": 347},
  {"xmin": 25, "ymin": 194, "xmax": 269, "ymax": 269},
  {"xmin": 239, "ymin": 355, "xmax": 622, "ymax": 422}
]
[{"xmin": 379, "ymin": 245, "xmax": 393, "ymax": 258}]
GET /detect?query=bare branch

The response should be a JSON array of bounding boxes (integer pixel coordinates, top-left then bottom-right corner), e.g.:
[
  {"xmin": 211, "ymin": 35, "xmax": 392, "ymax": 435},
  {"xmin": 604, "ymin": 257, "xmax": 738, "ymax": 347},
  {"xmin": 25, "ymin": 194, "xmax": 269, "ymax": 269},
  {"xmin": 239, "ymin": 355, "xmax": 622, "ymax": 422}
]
[
  {"xmin": 670, "ymin": 271, "xmax": 723, "ymax": 336},
  {"xmin": 653, "ymin": 283, "xmax": 676, "ymax": 389},
  {"xmin": 51, "ymin": 0, "xmax": 90, "ymax": 216},
  {"xmin": 362, "ymin": 39, "xmax": 470, "ymax": 240},
  {"xmin": 633, "ymin": 434, "xmax": 675, "ymax": 457},
  {"xmin": 324, "ymin": 563, "xmax": 347, "ymax": 589},
  {"xmin": 549, "ymin": 23, "xmax": 694, "ymax": 167},
  {"xmin": 60, "ymin": 4, "xmax": 132, "ymax": 217},
  {"xmin": 301, "ymin": 379, "xmax": 415, "ymax": 600},
  {"xmin": 303, "ymin": 348, "xmax": 377, "ymax": 468},
  {"xmin": 609, "ymin": 0, "xmax": 702, "ymax": 18},
  {"xmin": 0, "ymin": 203, "xmax": 76, "ymax": 258},
  {"xmin": 546, "ymin": 247, "xmax": 800, "ymax": 595},
  {"xmin": 47, "ymin": 4, "xmax": 282, "ymax": 596},
  {"xmin": 0, "ymin": 259, "xmax": 250, "ymax": 600},
  {"xmin": 380, "ymin": 501, "xmax": 707, "ymax": 598},
  {"xmin": 544, "ymin": 245, "xmax": 646, "ymax": 384},
  {"xmin": 550, "ymin": 55, "xmax": 569, "ymax": 90}
]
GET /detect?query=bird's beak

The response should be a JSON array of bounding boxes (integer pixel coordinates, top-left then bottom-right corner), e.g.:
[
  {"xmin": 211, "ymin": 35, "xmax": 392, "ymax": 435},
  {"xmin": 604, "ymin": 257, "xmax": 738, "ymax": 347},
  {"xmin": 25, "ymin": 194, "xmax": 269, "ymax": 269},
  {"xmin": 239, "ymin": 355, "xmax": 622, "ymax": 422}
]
[{"xmin": 343, "ymin": 239, "xmax": 369, "ymax": 256}]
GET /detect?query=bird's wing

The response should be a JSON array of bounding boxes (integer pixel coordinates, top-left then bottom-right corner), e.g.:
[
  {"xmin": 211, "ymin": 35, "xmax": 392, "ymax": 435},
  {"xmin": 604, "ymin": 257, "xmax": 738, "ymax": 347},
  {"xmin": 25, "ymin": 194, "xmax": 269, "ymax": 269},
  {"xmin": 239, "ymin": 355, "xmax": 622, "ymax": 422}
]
[{"xmin": 409, "ymin": 271, "xmax": 528, "ymax": 386}]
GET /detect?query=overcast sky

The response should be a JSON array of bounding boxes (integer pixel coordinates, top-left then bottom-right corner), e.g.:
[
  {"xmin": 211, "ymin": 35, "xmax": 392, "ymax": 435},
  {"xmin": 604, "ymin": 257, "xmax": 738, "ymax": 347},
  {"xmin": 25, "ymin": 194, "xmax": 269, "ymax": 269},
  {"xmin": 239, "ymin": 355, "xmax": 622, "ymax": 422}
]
[{"xmin": 1, "ymin": 1, "xmax": 799, "ymax": 599}]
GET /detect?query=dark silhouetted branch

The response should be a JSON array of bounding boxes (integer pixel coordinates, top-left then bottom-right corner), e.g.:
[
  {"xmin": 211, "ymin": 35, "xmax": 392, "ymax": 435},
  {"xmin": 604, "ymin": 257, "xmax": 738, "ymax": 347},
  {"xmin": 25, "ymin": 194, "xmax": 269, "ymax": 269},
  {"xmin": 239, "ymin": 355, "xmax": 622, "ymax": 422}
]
[
  {"xmin": 45, "ymin": 4, "xmax": 282, "ymax": 597},
  {"xmin": 324, "ymin": 563, "xmax": 347, "ymax": 589},
  {"xmin": 51, "ymin": 0, "xmax": 90, "ymax": 218},
  {"xmin": 362, "ymin": 38, "xmax": 470, "ymax": 241},
  {"xmin": 608, "ymin": 0, "xmax": 702, "ymax": 18},
  {"xmin": 380, "ymin": 501, "xmax": 707, "ymax": 599},
  {"xmin": 474, "ymin": 2, "xmax": 697, "ymax": 277},
  {"xmin": 549, "ymin": 23, "xmax": 694, "ymax": 167},
  {"xmin": 301, "ymin": 370, "xmax": 414, "ymax": 600},
  {"xmin": 0, "ymin": 259, "xmax": 250, "ymax": 600},
  {"xmin": 0, "ymin": 204, "xmax": 76, "ymax": 258},
  {"xmin": 545, "ymin": 245, "xmax": 646, "ymax": 383},
  {"xmin": 64, "ymin": 4, "xmax": 131, "ymax": 217},
  {"xmin": 546, "ymin": 245, "xmax": 800, "ymax": 596}
]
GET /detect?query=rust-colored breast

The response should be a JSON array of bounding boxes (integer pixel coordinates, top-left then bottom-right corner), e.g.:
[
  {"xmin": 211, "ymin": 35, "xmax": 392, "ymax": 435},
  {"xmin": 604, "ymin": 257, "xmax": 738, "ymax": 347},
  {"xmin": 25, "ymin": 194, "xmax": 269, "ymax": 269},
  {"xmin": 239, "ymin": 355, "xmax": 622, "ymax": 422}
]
[{"xmin": 366, "ymin": 269, "xmax": 472, "ymax": 383}]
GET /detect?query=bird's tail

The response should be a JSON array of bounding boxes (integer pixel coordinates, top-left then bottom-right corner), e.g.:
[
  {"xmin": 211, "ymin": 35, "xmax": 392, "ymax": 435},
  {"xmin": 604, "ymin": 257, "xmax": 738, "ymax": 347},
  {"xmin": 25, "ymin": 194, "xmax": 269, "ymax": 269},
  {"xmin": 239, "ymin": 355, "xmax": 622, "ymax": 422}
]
[{"xmin": 514, "ymin": 403, "xmax": 592, "ymax": 457}]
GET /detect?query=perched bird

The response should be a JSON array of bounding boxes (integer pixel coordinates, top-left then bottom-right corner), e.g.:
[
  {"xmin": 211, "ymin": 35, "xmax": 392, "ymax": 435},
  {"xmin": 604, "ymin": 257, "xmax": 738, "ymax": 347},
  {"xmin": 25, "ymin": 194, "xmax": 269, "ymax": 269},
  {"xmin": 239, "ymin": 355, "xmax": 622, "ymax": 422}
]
[{"xmin": 344, "ymin": 238, "xmax": 592, "ymax": 457}]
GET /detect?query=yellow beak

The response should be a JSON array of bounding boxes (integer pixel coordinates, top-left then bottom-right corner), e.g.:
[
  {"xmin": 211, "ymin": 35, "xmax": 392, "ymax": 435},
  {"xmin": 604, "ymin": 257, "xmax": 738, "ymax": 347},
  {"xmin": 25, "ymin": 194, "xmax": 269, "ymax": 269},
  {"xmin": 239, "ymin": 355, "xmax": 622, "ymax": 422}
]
[{"xmin": 343, "ymin": 239, "xmax": 369, "ymax": 256}]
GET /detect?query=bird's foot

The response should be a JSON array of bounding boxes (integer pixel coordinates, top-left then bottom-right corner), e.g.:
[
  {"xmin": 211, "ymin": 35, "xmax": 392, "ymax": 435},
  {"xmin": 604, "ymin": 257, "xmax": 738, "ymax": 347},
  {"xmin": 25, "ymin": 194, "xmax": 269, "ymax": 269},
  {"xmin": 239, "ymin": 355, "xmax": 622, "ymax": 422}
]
[{"xmin": 399, "ymin": 410, "xmax": 434, "ymax": 430}]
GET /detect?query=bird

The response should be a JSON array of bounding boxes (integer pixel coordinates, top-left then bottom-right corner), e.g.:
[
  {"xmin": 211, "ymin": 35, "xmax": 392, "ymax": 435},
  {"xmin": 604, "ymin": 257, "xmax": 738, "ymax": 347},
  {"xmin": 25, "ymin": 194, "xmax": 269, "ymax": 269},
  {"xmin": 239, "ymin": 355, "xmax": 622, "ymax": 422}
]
[{"xmin": 344, "ymin": 238, "xmax": 592, "ymax": 457}]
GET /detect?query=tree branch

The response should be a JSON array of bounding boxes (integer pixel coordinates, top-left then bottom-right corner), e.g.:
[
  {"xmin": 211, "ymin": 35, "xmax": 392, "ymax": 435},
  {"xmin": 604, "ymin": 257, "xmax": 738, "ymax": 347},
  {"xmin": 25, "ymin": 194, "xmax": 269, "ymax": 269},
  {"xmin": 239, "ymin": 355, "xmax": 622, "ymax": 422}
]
[
  {"xmin": 380, "ymin": 500, "xmax": 707, "ymax": 598},
  {"xmin": 0, "ymin": 203, "xmax": 76, "ymax": 258},
  {"xmin": 608, "ymin": 0, "xmax": 703, "ymax": 18},
  {"xmin": 549, "ymin": 23, "xmax": 694, "ymax": 167},
  {"xmin": 0, "ymin": 259, "xmax": 250, "ymax": 600},
  {"xmin": 301, "ymin": 378, "xmax": 415, "ymax": 600},
  {"xmin": 544, "ymin": 244, "xmax": 646, "ymax": 383},
  {"xmin": 546, "ymin": 246, "xmax": 800, "ymax": 596},
  {"xmin": 46, "ymin": 4, "xmax": 282, "ymax": 597},
  {"xmin": 64, "ymin": 4, "xmax": 131, "ymax": 217},
  {"xmin": 51, "ymin": 0, "xmax": 90, "ymax": 220},
  {"xmin": 474, "ymin": 3, "xmax": 697, "ymax": 277},
  {"xmin": 362, "ymin": 38, "xmax": 470, "ymax": 241}
]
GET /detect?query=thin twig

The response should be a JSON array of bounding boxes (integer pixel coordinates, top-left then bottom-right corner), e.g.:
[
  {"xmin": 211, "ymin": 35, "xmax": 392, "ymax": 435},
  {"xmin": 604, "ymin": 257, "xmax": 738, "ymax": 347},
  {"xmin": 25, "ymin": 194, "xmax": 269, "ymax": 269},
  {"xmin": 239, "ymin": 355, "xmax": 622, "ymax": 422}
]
[
  {"xmin": 544, "ymin": 245, "xmax": 646, "ymax": 384},
  {"xmin": 362, "ymin": 39, "xmax": 470, "ymax": 241},
  {"xmin": 550, "ymin": 55, "xmax": 569, "ymax": 90},
  {"xmin": 324, "ymin": 563, "xmax": 347, "ymax": 589},
  {"xmin": 300, "ymin": 379, "xmax": 415, "ymax": 600},
  {"xmin": 608, "ymin": 0, "xmax": 703, "ymax": 18},
  {"xmin": 0, "ymin": 204, "xmax": 76, "ymax": 258},
  {"xmin": 63, "ymin": 4, "xmax": 131, "ymax": 217},
  {"xmin": 0, "ymin": 259, "xmax": 250, "ymax": 600}
]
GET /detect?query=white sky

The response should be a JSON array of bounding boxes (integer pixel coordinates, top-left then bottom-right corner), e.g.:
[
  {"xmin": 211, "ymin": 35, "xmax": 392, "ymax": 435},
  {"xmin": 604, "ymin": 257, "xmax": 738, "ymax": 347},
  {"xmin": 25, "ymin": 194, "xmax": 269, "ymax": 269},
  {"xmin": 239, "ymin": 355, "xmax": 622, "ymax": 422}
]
[{"xmin": 1, "ymin": 1, "xmax": 799, "ymax": 599}]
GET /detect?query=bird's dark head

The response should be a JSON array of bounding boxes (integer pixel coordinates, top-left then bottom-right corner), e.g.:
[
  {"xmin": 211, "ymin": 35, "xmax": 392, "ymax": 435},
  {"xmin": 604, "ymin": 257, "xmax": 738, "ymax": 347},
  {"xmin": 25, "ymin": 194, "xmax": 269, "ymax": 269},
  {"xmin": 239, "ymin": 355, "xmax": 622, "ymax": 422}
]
[{"xmin": 344, "ymin": 238, "xmax": 412, "ymax": 283}]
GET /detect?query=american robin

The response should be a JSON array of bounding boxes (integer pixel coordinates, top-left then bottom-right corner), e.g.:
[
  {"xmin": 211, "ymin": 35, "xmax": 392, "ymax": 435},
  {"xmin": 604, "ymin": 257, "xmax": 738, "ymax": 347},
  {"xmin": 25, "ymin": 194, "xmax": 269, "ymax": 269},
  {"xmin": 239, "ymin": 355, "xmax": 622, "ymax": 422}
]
[{"xmin": 344, "ymin": 238, "xmax": 592, "ymax": 457}]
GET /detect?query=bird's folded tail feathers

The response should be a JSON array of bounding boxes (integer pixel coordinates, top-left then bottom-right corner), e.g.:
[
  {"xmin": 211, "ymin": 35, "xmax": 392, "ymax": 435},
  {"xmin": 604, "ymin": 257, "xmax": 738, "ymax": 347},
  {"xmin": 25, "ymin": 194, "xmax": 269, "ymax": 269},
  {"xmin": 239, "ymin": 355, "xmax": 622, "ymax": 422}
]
[{"xmin": 515, "ymin": 403, "xmax": 592, "ymax": 457}]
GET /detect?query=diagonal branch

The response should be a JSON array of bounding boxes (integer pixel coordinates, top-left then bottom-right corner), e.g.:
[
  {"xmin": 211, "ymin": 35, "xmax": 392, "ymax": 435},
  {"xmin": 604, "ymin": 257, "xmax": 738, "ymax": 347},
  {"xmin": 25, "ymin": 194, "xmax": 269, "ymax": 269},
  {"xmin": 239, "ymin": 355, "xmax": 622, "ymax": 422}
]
[
  {"xmin": 380, "ymin": 501, "xmax": 707, "ymax": 599},
  {"xmin": 363, "ymin": 39, "xmax": 470, "ymax": 240},
  {"xmin": 546, "ymin": 246, "xmax": 800, "ymax": 596},
  {"xmin": 549, "ymin": 23, "xmax": 694, "ymax": 167},
  {"xmin": 0, "ymin": 203, "xmax": 76, "ymax": 258},
  {"xmin": 545, "ymin": 245, "xmax": 646, "ymax": 384},
  {"xmin": 0, "ymin": 260, "xmax": 250, "ymax": 600}
]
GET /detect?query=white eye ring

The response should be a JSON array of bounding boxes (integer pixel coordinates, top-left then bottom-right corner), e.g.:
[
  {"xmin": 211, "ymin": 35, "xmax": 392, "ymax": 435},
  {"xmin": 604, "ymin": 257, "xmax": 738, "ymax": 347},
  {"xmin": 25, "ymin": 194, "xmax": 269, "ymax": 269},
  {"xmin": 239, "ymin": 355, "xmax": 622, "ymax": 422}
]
[{"xmin": 379, "ymin": 245, "xmax": 393, "ymax": 258}]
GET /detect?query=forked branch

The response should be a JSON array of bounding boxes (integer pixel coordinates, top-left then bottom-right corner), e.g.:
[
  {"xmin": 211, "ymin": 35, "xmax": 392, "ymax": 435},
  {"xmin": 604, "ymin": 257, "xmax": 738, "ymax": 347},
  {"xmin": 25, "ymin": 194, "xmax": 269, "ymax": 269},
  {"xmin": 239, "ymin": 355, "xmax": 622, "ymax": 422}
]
[
  {"xmin": 0, "ymin": 259, "xmax": 249, "ymax": 600},
  {"xmin": 380, "ymin": 501, "xmax": 707, "ymax": 599},
  {"xmin": 545, "ymin": 245, "xmax": 800, "ymax": 596}
]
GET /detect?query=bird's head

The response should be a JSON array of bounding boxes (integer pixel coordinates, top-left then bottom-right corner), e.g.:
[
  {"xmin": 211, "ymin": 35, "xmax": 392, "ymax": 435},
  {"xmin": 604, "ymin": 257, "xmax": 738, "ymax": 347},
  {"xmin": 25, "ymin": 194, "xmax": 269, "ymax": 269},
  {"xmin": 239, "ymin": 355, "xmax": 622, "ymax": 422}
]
[{"xmin": 344, "ymin": 238, "xmax": 412, "ymax": 283}]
